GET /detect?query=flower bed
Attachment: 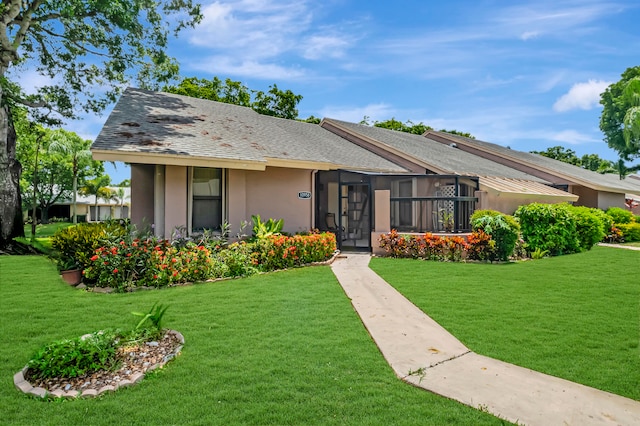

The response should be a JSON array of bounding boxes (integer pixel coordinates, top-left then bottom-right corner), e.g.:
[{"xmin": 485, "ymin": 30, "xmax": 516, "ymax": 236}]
[{"xmin": 81, "ymin": 232, "xmax": 337, "ymax": 291}]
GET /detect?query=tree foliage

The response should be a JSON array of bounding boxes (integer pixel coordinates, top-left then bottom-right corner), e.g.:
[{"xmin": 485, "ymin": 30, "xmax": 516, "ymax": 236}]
[
  {"xmin": 164, "ymin": 77, "xmax": 303, "ymax": 120},
  {"xmin": 0, "ymin": 0, "xmax": 202, "ymax": 247},
  {"xmin": 366, "ymin": 117, "xmax": 475, "ymax": 138},
  {"xmin": 1, "ymin": 0, "xmax": 202, "ymax": 122},
  {"xmin": 15, "ymin": 111, "xmax": 101, "ymax": 222},
  {"xmin": 600, "ymin": 66, "xmax": 640, "ymax": 160},
  {"xmin": 530, "ymin": 146, "xmax": 619, "ymax": 174}
]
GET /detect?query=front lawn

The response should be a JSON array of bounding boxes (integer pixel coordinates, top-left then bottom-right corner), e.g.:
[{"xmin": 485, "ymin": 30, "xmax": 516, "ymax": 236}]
[
  {"xmin": 0, "ymin": 256, "xmax": 504, "ymax": 425},
  {"xmin": 370, "ymin": 246, "xmax": 640, "ymax": 401}
]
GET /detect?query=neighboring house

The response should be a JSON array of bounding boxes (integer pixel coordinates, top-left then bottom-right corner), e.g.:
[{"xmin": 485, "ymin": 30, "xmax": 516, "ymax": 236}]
[
  {"xmin": 626, "ymin": 175, "xmax": 640, "ymax": 215},
  {"xmin": 50, "ymin": 187, "xmax": 131, "ymax": 222},
  {"xmin": 91, "ymin": 87, "xmax": 637, "ymax": 252},
  {"xmin": 420, "ymin": 130, "xmax": 640, "ymax": 211}
]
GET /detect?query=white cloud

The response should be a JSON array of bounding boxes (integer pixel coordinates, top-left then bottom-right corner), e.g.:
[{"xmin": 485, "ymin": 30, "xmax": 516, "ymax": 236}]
[
  {"xmin": 187, "ymin": 55, "xmax": 306, "ymax": 80},
  {"xmin": 520, "ymin": 31, "xmax": 540, "ymax": 40},
  {"xmin": 550, "ymin": 129, "xmax": 599, "ymax": 145},
  {"xmin": 553, "ymin": 79, "xmax": 611, "ymax": 112},
  {"xmin": 301, "ymin": 35, "xmax": 350, "ymax": 60}
]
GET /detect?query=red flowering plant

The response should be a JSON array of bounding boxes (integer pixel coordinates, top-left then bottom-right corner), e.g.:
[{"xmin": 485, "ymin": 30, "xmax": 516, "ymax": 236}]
[
  {"xmin": 146, "ymin": 244, "xmax": 214, "ymax": 287},
  {"xmin": 83, "ymin": 237, "xmax": 169, "ymax": 291},
  {"xmin": 251, "ymin": 232, "xmax": 337, "ymax": 272}
]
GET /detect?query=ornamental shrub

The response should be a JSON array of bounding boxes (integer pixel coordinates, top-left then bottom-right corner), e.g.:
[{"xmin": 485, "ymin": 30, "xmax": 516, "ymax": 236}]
[
  {"xmin": 470, "ymin": 210, "xmax": 520, "ymax": 261},
  {"xmin": 251, "ymin": 232, "xmax": 337, "ymax": 271},
  {"xmin": 378, "ymin": 231, "xmax": 468, "ymax": 261},
  {"xmin": 83, "ymin": 238, "xmax": 215, "ymax": 290},
  {"xmin": 466, "ymin": 230, "xmax": 497, "ymax": 262},
  {"xmin": 514, "ymin": 203, "xmax": 579, "ymax": 256},
  {"xmin": 570, "ymin": 206, "xmax": 607, "ymax": 251},
  {"xmin": 617, "ymin": 223, "xmax": 640, "ymax": 242},
  {"xmin": 51, "ymin": 221, "xmax": 129, "ymax": 270},
  {"xmin": 605, "ymin": 207, "xmax": 634, "ymax": 224}
]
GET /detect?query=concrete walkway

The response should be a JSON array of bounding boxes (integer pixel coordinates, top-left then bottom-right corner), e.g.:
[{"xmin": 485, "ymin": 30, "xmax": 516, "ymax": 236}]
[{"xmin": 330, "ymin": 253, "xmax": 640, "ymax": 426}]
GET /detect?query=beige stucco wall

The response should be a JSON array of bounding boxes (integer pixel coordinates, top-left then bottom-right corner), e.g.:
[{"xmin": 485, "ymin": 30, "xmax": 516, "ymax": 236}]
[
  {"xmin": 478, "ymin": 191, "xmax": 578, "ymax": 215},
  {"xmin": 131, "ymin": 164, "xmax": 155, "ymax": 231},
  {"xmin": 597, "ymin": 191, "xmax": 626, "ymax": 210},
  {"xmin": 242, "ymin": 167, "xmax": 314, "ymax": 234},
  {"xmin": 164, "ymin": 165, "xmax": 188, "ymax": 235},
  {"xmin": 227, "ymin": 169, "xmax": 247, "ymax": 234}
]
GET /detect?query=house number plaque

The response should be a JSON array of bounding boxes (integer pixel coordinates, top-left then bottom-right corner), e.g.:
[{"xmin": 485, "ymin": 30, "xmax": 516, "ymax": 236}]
[{"xmin": 298, "ymin": 191, "xmax": 312, "ymax": 199}]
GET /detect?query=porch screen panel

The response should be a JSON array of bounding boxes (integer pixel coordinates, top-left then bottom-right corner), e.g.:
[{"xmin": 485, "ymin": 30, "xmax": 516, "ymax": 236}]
[{"xmin": 192, "ymin": 168, "xmax": 222, "ymax": 231}]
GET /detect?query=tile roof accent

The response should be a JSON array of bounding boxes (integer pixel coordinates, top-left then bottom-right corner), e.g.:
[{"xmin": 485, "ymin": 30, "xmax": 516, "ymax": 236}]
[
  {"xmin": 92, "ymin": 88, "xmax": 407, "ymax": 173},
  {"xmin": 322, "ymin": 119, "xmax": 551, "ymax": 182},
  {"xmin": 426, "ymin": 131, "xmax": 640, "ymax": 195}
]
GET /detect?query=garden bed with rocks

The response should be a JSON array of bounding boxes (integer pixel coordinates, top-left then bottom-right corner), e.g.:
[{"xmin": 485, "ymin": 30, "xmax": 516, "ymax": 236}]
[{"xmin": 14, "ymin": 330, "xmax": 184, "ymax": 399}]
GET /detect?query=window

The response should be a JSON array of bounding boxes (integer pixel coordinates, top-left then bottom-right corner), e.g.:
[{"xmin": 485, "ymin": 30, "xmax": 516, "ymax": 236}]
[{"xmin": 192, "ymin": 167, "xmax": 222, "ymax": 231}]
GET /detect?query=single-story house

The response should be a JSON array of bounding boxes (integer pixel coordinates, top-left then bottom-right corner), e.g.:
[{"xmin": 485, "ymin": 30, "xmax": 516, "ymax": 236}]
[
  {"xmin": 91, "ymin": 87, "xmax": 638, "ymax": 251},
  {"xmin": 49, "ymin": 187, "xmax": 131, "ymax": 222},
  {"xmin": 419, "ymin": 130, "xmax": 640, "ymax": 211}
]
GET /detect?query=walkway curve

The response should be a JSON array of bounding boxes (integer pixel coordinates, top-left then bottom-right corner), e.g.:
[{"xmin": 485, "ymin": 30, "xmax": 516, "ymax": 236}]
[{"xmin": 330, "ymin": 253, "xmax": 640, "ymax": 426}]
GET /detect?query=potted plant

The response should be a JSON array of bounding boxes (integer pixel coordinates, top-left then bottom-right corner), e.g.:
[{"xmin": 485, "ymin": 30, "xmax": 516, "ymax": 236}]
[{"xmin": 57, "ymin": 256, "xmax": 82, "ymax": 285}]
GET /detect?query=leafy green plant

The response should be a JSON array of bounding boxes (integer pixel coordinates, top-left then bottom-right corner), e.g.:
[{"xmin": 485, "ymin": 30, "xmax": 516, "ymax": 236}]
[
  {"xmin": 132, "ymin": 303, "xmax": 169, "ymax": 331},
  {"xmin": 27, "ymin": 330, "xmax": 120, "ymax": 380},
  {"xmin": 470, "ymin": 210, "xmax": 520, "ymax": 261},
  {"xmin": 51, "ymin": 221, "xmax": 129, "ymax": 270},
  {"xmin": 530, "ymin": 247, "xmax": 549, "ymax": 259},
  {"xmin": 616, "ymin": 223, "xmax": 640, "ymax": 242},
  {"xmin": 251, "ymin": 214, "xmax": 284, "ymax": 239},
  {"xmin": 605, "ymin": 207, "xmax": 634, "ymax": 224},
  {"xmin": 570, "ymin": 206, "xmax": 607, "ymax": 251},
  {"xmin": 515, "ymin": 203, "xmax": 579, "ymax": 256}
]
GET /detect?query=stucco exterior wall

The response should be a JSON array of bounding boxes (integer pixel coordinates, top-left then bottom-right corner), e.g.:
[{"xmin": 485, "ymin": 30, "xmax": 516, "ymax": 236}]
[
  {"xmin": 478, "ymin": 192, "xmax": 576, "ymax": 215},
  {"xmin": 243, "ymin": 167, "xmax": 314, "ymax": 234},
  {"xmin": 164, "ymin": 165, "xmax": 188, "ymax": 234},
  {"xmin": 597, "ymin": 191, "xmax": 625, "ymax": 210},
  {"xmin": 227, "ymin": 169, "xmax": 247, "ymax": 233},
  {"xmin": 131, "ymin": 164, "xmax": 155, "ymax": 231}
]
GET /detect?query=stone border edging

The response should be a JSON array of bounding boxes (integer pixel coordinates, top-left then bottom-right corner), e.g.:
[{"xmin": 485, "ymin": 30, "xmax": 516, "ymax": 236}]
[{"xmin": 14, "ymin": 330, "xmax": 184, "ymax": 400}]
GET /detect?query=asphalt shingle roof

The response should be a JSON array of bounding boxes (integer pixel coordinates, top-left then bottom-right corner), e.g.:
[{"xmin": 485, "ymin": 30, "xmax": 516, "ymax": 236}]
[
  {"xmin": 92, "ymin": 88, "xmax": 407, "ymax": 173},
  {"xmin": 429, "ymin": 131, "xmax": 640, "ymax": 194},
  {"xmin": 323, "ymin": 119, "xmax": 549, "ymax": 182}
]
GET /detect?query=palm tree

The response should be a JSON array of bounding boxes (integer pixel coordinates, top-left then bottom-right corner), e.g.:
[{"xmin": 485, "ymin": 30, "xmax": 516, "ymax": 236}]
[
  {"xmin": 80, "ymin": 176, "xmax": 112, "ymax": 221},
  {"xmin": 614, "ymin": 158, "xmax": 640, "ymax": 180},
  {"xmin": 49, "ymin": 130, "xmax": 93, "ymax": 224}
]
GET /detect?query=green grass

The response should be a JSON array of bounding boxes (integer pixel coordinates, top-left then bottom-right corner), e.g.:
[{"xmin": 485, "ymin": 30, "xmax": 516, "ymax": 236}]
[
  {"xmin": 23, "ymin": 222, "xmax": 73, "ymax": 238},
  {"xmin": 0, "ymin": 256, "xmax": 505, "ymax": 425},
  {"xmin": 369, "ymin": 246, "xmax": 640, "ymax": 401}
]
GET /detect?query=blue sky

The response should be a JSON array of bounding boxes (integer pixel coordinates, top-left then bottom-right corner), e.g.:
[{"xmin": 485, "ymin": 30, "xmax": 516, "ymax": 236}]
[{"xmin": 25, "ymin": 0, "xmax": 640, "ymax": 183}]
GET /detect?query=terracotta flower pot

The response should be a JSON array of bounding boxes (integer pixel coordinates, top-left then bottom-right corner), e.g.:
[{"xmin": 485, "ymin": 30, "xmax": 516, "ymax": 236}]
[{"xmin": 60, "ymin": 269, "xmax": 82, "ymax": 286}]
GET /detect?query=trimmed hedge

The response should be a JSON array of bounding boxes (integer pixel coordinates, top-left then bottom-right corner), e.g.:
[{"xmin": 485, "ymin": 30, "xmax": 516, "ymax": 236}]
[
  {"xmin": 515, "ymin": 203, "xmax": 580, "ymax": 256},
  {"xmin": 571, "ymin": 206, "xmax": 607, "ymax": 251},
  {"xmin": 606, "ymin": 207, "xmax": 634, "ymax": 224},
  {"xmin": 617, "ymin": 223, "xmax": 640, "ymax": 242}
]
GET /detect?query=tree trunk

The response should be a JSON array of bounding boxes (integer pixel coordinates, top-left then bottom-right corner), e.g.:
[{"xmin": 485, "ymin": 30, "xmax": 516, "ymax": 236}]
[{"xmin": 0, "ymin": 101, "xmax": 25, "ymax": 247}]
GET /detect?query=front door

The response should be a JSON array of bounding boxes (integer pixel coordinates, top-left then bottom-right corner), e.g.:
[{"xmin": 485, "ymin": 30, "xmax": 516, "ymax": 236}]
[{"xmin": 340, "ymin": 183, "xmax": 371, "ymax": 251}]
